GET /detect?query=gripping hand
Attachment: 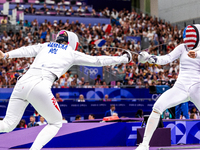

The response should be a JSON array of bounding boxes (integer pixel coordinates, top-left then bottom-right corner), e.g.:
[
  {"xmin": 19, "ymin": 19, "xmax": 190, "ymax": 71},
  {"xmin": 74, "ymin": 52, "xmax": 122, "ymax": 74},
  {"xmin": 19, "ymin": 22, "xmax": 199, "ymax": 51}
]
[
  {"xmin": 138, "ymin": 51, "xmax": 150, "ymax": 63},
  {"xmin": 122, "ymin": 50, "xmax": 132, "ymax": 63},
  {"xmin": 148, "ymin": 55, "xmax": 157, "ymax": 64}
]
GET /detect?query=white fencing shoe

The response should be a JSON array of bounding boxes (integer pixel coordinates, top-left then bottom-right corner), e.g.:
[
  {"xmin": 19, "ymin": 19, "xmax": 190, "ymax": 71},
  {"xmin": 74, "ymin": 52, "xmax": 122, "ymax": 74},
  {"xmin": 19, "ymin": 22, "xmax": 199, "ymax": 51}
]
[{"xmin": 135, "ymin": 143, "xmax": 149, "ymax": 150}]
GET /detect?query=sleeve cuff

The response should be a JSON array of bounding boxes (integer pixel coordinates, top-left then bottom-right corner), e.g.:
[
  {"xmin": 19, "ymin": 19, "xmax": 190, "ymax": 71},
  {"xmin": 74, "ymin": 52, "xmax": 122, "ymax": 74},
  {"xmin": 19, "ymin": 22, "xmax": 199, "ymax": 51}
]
[{"xmin": 196, "ymin": 52, "xmax": 200, "ymax": 59}]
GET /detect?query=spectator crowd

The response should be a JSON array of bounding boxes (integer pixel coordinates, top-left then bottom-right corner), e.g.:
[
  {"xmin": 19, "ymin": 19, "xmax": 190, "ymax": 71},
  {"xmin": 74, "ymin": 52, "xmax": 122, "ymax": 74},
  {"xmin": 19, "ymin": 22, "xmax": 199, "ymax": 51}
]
[
  {"xmin": 1, "ymin": 2, "xmax": 200, "ymax": 132},
  {"xmin": 15, "ymin": 2, "xmax": 102, "ymax": 17},
  {"xmin": 0, "ymin": 5, "xmax": 183, "ymax": 90}
]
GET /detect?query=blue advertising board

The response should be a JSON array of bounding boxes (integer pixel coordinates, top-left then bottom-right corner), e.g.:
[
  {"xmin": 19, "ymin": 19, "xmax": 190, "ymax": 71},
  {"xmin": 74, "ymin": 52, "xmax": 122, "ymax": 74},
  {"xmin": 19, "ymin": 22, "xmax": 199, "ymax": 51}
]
[
  {"xmin": 0, "ymin": 88, "xmax": 157, "ymax": 100},
  {"xmin": 125, "ymin": 36, "xmax": 141, "ymax": 44},
  {"xmin": 0, "ymin": 101, "xmax": 156, "ymax": 122},
  {"xmin": 52, "ymin": 88, "xmax": 154, "ymax": 100},
  {"xmin": 80, "ymin": 66, "xmax": 103, "ymax": 80},
  {"xmin": 0, "ymin": 88, "xmax": 197, "ymax": 122},
  {"xmin": 163, "ymin": 120, "xmax": 200, "ymax": 144}
]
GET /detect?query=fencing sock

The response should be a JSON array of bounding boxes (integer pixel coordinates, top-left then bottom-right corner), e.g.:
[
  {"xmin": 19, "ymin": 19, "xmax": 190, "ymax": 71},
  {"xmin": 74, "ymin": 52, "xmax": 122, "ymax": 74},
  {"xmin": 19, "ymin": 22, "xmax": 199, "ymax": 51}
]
[
  {"xmin": 30, "ymin": 123, "xmax": 62, "ymax": 150},
  {"xmin": 142, "ymin": 111, "xmax": 160, "ymax": 145}
]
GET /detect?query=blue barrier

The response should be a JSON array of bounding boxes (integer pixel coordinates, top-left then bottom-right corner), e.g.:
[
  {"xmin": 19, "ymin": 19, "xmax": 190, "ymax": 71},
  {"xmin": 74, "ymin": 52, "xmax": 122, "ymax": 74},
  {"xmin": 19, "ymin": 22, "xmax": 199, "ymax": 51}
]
[
  {"xmin": 0, "ymin": 88, "xmax": 154, "ymax": 100},
  {"xmin": 164, "ymin": 120, "xmax": 200, "ymax": 144},
  {"xmin": 9, "ymin": 4, "xmax": 93, "ymax": 12},
  {"xmin": 0, "ymin": 100, "xmax": 197, "ymax": 123},
  {"xmin": 0, "ymin": 87, "xmax": 197, "ymax": 123},
  {"xmin": 0, "ymin": 88, "xmax": 156, "ymax": 122},
  {"xmin": 52, "ymin": 88, "xmax": 153, "ymax": 100},
  {"xmin": 0, "ymin": 101, "xmax": 156, "ymax": 123},
  {"xmin": 0, "ymin": 88, "xmax": 13, "ymax": 100},
  {"xmin": 24, "ymin": 15, "xmax": 110, "ymax": 26}
]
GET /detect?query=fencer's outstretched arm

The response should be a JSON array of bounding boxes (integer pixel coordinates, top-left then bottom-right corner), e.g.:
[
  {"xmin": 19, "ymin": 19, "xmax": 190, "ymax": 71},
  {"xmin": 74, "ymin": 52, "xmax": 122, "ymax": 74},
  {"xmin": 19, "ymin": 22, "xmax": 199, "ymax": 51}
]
[
  {"xmin": 151, "ymin": 44, "xmax": 184, "ymax": 65},
  {"xmin": 1, "ymin": 44, "xmax": 45, "ymax": 59},
  {"xmin": 73, "ymin": 50, "xmax": 129, "ymax": 66}
]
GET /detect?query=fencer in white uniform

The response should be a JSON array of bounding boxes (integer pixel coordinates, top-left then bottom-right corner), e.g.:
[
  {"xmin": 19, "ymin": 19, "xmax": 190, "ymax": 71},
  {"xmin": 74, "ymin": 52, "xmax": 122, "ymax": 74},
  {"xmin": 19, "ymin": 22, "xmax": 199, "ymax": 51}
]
[
  {"xmin": 0, "ymin": 30, "xmax": 132, "ymax": 150},
  {"xmin": 136, "ymin": 24, "xmax": 200, "ymax": 150}
]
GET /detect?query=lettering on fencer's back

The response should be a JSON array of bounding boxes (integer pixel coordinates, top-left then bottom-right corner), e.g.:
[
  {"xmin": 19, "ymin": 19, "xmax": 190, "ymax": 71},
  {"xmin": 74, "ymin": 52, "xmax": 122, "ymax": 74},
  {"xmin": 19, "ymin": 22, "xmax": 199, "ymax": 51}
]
[{"xmin": 47, "ymin": 42, "xmax": 68, "ymax": 54}]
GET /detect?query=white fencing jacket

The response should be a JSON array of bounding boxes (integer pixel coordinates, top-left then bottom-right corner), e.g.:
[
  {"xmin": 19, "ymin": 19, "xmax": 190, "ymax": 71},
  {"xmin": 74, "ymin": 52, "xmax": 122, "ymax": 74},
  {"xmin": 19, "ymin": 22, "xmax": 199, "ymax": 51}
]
[
  {"xmin": 155, "ymin": 44, "xmax": 200, "ymax": 90},
  {"xmin": 7, "ymin": 42, "xmax": 128, "ymax": 79}
]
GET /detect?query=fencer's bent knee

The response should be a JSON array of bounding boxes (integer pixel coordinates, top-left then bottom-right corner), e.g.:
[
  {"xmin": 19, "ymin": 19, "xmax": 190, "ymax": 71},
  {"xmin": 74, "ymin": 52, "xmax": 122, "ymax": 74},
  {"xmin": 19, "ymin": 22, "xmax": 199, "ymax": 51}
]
[
  {"xmin": 150, "ymin": 110, "xmax": 161, "ymax": 119},
  {"xmin": 152, "ymin": 101, "xmax": 164, "ymax": 115},
  {"xmin": 152, "ymin": 107, "xmax": 162, "ymax": 115}
]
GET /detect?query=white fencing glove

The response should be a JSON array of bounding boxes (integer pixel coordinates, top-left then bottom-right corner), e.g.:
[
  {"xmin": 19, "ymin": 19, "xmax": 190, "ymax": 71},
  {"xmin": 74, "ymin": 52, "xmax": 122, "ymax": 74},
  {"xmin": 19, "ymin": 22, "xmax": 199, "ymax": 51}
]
[
  {"xmin": 148, "ymin": 55, "xmax": 157, "ymax": 64},
  {"xmin": 138, "ymin": 51, "xmax": 150, "ymax": 63}
]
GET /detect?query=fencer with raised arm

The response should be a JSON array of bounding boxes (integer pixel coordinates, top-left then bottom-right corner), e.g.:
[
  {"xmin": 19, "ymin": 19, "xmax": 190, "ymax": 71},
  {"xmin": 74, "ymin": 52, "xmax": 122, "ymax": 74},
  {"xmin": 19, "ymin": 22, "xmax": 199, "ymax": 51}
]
[
  {"xmin": 136, "ymin": 24, "xmax": 200, "ymax": 150},
  {"xmin": 0, "ymin": 30, "xmax": 132, "ymax": 150}
]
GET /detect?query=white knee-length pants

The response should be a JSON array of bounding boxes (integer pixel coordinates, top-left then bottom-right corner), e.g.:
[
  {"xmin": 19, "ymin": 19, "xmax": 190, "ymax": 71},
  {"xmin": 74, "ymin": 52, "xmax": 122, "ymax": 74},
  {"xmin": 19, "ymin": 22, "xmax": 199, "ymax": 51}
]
[
  {"xmin": 153, "ymin": 82, "xmax": 200, "ymax": 114},
  {"xmin": 0, "ymin": 69, "xmax": 62, "ymax": 149}
]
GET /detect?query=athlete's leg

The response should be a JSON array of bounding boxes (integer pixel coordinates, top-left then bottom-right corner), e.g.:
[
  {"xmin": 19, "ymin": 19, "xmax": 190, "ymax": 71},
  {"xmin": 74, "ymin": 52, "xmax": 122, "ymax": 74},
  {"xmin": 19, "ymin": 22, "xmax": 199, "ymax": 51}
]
[
  {"xmin": 136, "ymin": 86, "xmax": 188, "ymax": 150},
  {"xmin": 175, "ymin": 104, "xmax": 181, "ymax": 119},
  {"xmin": 27, "ymin": 79, "xmax": 62, "ymax": 150},
  {"xmin": 0, "ymin": 77, "xmax": 29, "ymax": 132},
  {"xmin": 0, "ymin": 97, "xmax": 28, "ymax": 132},
  {"xmin": 189, "ymin": 83, "xmax": 200, "ymax": 113},
  {"xmin": 181, "ymin": 102, "xmax": 189, "ymax": 119}
]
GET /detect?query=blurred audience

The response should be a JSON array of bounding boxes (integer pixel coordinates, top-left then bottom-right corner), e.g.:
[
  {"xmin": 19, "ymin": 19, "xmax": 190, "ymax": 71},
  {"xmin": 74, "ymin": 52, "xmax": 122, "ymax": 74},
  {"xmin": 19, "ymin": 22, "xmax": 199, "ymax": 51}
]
[
  {"xmin": 27, "ymin": 116, "xmax": 39, "ymax": 128},
  {"xmin": 62, "ymin": 116, "xmax": 68, "ymax": 123},
  {"xmin": 17, "ymin": 119, "xmax": 27, "ymax": 128},
  {"xmin": 33, "ymin": 110, "xmax": 40, "ymax": 117},
  {"xmin": 88, "ymin": 114, "xmax": 95, "ymax": 120},
  {"xmin": 75, "ymin": 115, "xmax": 81, "ymax": 120},
  {"xmin": 55, "ymin": 93, "xmax": 63, "ymax": 102},
  {"xmin": 190, "ymin": 107, "xmax": 199, "ymax": 119},
  {"xmin": 77, "ymin": 94, "xmax": 85, "ymax": 102},
  {"xmin": 37, "ymin": 116, "xmax": 47, "ymax": 125},
  {"xmin": 105, "ymin": 105, "xmax": 116, "ymax": 116},
  {"xmin": 103, "ymin": 94, "xmax": 111, "ymax": 102},
  {"xmin": 0, "ymin": 6, "xmax": 183, "ymax": 91},
  {"xmin": 162, "ymin": 109, "xmax": 172, "ymax": 119},
  {"xmin": 135, "ymin": 109, "xmax": 143, "ymax": 118}
]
